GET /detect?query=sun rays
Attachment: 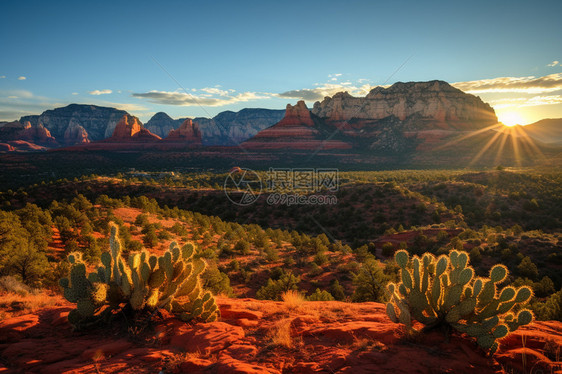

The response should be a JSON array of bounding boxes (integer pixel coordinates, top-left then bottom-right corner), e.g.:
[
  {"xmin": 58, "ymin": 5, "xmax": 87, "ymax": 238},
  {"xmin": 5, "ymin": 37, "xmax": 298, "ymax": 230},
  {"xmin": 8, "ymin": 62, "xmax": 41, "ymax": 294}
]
[{"xmin": 435, "ymin": 120, "xmax": 546, "ymax": 167}]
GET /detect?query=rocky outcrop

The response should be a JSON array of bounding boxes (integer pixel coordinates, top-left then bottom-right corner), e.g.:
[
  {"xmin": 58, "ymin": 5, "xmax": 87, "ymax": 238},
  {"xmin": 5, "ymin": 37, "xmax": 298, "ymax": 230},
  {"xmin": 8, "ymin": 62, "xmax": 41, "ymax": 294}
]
[
  {"xmin": 63, "ymin": 120, "xmax": 90, "ymax": 145},
  {"xmin": 105, "ymin": 115, "xmax": 161, "ymax": 142},
  {"xmin": 20, "ymin": 104, "xmax": 129, "ymax": 141},
  {"xmin": 0, "ymin": 121, "xmax": 58, "ymax": 147},
  {"xmin": 242, "ymin": 101, "xmax": 352, "ymax": 150},
  {"xmin": 312, "ymin": 80, "xmax": 498, "ymax": 130},
  {"xmin": 163, "ymin": 119, "xmax": 202, "ymax": 145},
  {"xmin": 144, "ymin": 112, "xmax": 187, "ymax": 138}
]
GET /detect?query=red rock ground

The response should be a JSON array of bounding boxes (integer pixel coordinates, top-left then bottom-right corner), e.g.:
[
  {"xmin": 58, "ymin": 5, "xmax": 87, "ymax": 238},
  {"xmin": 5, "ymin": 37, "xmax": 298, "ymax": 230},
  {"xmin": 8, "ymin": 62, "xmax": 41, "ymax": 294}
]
[{"xmin": 0, "ymin": 297, "xmax": 561, "ymax": 373}]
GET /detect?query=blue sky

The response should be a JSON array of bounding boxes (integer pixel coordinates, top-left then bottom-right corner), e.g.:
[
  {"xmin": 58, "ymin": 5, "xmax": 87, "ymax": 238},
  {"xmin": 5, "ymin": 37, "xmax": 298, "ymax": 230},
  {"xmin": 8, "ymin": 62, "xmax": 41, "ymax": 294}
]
[{"xmin": 1, "ymin": 0, "xmax": 561, "ymax": 124}]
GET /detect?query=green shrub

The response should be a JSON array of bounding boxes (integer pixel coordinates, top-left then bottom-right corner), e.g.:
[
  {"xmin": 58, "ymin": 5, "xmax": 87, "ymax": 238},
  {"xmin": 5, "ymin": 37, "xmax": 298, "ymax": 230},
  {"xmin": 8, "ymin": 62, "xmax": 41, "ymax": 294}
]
[
  {"xmin": 307, "ymin": 288, "xmax": 335, "ymax": 301},
  {"xmin": 256, "ymin": 272, "xmax": 300, "ymax": 301},
  {"xmin": 386, "ymin": 249, "xmax": 533, "ymax": 353},
  {"xmin": 352, "ymin": 259, "xmax": 389, "ymax": 302}
]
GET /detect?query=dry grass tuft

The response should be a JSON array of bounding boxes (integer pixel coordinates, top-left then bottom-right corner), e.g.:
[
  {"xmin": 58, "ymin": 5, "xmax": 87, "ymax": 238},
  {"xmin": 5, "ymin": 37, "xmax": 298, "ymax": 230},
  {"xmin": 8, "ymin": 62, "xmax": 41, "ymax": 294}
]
[
  {"xmin": 268, "ymin": 318, "xmax": 294, "ymax": 349},
  {"xmin": 0, "ymin": 291, "xmax": 66, "ymax": 318},
  {"xmin": 281, "ymin": 290, "xmax": 305, "ymax": 310}
]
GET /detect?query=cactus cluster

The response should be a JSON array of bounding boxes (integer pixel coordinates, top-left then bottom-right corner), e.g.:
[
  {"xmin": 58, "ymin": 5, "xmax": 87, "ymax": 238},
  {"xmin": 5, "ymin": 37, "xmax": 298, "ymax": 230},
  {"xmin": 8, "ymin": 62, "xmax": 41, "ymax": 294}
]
[
  {"xmin": 386, "ymin": 249, "xmax": 533, "ymax": 353},
  {"xmin": 60, "ymin": 223, "xmax": 219, "ymax": 328}
]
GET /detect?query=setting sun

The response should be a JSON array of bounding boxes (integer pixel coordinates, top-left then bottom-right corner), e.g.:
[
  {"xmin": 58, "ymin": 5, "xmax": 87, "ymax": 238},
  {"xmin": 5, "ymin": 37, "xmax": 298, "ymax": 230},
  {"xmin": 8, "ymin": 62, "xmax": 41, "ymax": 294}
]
[{"xmin": 498, "ymin": 111, "xmax": 526, "ymax": 127}]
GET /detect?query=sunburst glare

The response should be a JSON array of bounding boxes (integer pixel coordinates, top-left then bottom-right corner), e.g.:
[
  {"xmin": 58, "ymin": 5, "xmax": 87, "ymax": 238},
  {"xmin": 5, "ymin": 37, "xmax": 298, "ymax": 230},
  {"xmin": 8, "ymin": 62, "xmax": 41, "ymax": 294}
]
[{"xmin": 498, "ymin": 111, "xmax": 526, "ymax": 127}]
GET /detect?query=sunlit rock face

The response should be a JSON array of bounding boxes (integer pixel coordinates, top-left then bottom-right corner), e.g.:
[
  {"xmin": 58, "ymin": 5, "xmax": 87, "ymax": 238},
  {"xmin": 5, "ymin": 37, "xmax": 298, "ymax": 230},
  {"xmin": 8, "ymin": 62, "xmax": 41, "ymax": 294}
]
[
  {"xmin": 163, "ymin": 119, "xmax": 202, "ymax": 145},
  {"xmin": 243, "ymin": 81, "xmax": 499, "ymax": 154},
  {"xmin": 312, "ymin": 80, "xmax": 497, "ymax": 130},
  {"xmin": 106, "ymin": 115, "xmax": 161, "ymax": 142},
  {"xmin": 241, "ymin": 101, "xmax": 352, "ymax": 150}
]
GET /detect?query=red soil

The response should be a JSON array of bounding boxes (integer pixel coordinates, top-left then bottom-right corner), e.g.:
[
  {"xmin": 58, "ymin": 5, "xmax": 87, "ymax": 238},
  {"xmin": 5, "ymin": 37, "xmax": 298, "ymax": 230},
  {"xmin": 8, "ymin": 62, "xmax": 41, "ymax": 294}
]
[{"xmin": 1, "ymin": 297, "xmax": 560, "ymax": 373}]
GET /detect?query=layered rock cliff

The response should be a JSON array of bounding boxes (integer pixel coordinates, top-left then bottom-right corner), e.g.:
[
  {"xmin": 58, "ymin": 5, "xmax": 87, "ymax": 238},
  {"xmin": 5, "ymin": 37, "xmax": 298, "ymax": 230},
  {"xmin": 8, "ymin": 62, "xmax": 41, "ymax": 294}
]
[
  {"xmin": 20, "ymin": 104, "xmax": 129, "ymax": 141},
  {"xmin": 244, "ymin": 81, "xmax": 500, "ymax": 154},
  {"xmin": 312, "ymin": 80, "xmax": 497, "ymax": 130}
]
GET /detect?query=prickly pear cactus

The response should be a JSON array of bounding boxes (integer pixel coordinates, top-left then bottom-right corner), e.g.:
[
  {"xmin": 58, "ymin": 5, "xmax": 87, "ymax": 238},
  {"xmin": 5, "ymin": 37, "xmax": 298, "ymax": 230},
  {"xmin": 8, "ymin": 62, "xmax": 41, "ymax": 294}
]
[
  {"xmin": 386, "ymin": 249, "xmax": 533, "ymax": 353},
  {"xmin": 60, "ymin": 223, "xmax": 219, "ymax": 329}
]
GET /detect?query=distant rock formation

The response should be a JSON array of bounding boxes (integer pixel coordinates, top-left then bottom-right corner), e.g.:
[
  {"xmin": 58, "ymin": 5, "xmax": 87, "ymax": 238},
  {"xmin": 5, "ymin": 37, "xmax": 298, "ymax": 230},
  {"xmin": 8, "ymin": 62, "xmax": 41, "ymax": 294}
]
[
  {"xmin": 63, "ymin": 120, "xmax": 90, "ymax": 145},
  {"xmin": 145, "ymin": 112, "xmax": 187, "ymax": 138},
  {"xmin": 244, "ymin": 81, "xmax": 499, "ymax": 153},
  {"xmin": 312, "ymin": 80, "xmax": 497, "ymax": 130},
  {"xmin": 143, "ymin": 108, "xmax": 284, "ymax": 145},
  {"xmin": 0, "ymin": 121, "xmax": 58, "ymax": 147},
  {"xmin": 105, "ymin": 115, "xmax": 161, "ymax": 142},
  {"xmin": 516, "ymin": 118, "xmax": 562, "ymax": 145},
  {"xmin": 194, "ymin": 108, "xmax": 285, "ymax": 145},
  {"xmin": 242, "ymin": 101, "xmax": 352, "ymax": 150},
  {"xmin": 20, "ymin": 104, "xmax": 129, "ymax": 141},
  {"xmin": 163, "ymin": 119, "xmax": 202, "ymax": 145}
]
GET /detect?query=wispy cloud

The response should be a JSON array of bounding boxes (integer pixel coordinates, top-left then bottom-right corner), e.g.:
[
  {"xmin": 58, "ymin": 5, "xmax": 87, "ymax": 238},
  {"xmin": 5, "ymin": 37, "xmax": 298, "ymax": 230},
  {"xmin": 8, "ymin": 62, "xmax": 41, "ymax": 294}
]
[
  {"xmin": 89, "ymin": 89, "xmax": 112, "ymax": 95},
  {"xmin": 0, "ymin": 89, "xmax": 62, "ymax": 120},
  {"xmin": 17, "ymin": 76, "xmax": 26, "ymax": 80},
  {"xmin": 452, "ymin": 73, "xmax": 562, "ymax": 94},
  {"xmin": 488, "ymin": 95, "xmax": 562, "ymax": 109},
  {"xmin": 547, "ymin": 60, "xmax": 560, "ymax": 67},
  {"xmin": 132, "ymin": 89, "xmax": 271, "ymax": 106},
  {"xmin": 277, "ymin": 82, "xmax": 374, "ymax": 102},
  {"xmin": 0, "ymin": 76, "xmax": 5, "ymax": 79}
]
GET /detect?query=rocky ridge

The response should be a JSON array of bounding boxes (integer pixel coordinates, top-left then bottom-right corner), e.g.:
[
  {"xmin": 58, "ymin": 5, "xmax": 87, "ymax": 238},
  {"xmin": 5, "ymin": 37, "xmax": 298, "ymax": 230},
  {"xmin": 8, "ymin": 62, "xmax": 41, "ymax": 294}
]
[
  {"xmin": 20, "ymin": 104, "xmax": 129, "ymax": 141},
  {"xmin": 312, "ymin": 80, "xmax": 497, "ymax": 130}
]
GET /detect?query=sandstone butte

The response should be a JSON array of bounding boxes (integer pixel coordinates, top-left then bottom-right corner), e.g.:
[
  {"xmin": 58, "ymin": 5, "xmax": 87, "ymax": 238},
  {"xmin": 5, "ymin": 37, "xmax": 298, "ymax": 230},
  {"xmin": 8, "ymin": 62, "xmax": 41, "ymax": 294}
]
[
  {"xmin": 105, "ymin": 115, "xmax": 162, "ymax": 142},
  {"xmin": 163, "ymin": 118, "xmax": 203, "ymax": 145},
  {"xmin": 0, "ymin": 297, "xmax": 561, "ymax": 373},
  {"xmin": 241, "ymin": 101, "xmax": 352, "ymax": 150}
]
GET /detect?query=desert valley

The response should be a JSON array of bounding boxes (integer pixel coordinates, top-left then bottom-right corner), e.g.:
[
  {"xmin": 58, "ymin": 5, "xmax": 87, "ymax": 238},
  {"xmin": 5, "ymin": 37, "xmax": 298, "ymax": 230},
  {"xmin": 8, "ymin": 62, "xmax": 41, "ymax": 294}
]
[{"xmin": 1, "ymin": 1, "xmax": 562, "ymax": 373}]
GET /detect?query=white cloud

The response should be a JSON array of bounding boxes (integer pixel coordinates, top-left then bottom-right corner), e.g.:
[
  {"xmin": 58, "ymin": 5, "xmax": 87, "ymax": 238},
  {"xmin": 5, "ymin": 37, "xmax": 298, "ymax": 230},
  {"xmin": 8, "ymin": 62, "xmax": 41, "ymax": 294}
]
[
  {"xmin": 72, "ymin": 92, "xmax": 79, "ymax": 95},
  {"xmin": 277, "ymin": 82, "xmax": 374, "ymax": 101},
  {"xmin": 1, "ymin": 90, "xmax": 34, "ymax": 99},
  {"xmin": 89, "ymin": 89, "xmax": 112, "ymax": 95},
  {"xmin": 0, "ymin": 76, "xmax": 5, "ymax": 79},
  {"xmin": 547, "ymin": 60, "xmax": 560, "ymax": 67},
  {"xmin": 200, "ymin": 87, "xmax": 230, "ymax": 96},
  {"xmin": 489, "ymin": 95, "xmax": 562, "ymax": 109},
  {"xmin": 452, "ymin": 73, "xmax": 562, "ymax": 94},
  {"xmin": 132, "ymin": 89, "xmax": 271, "ymax": 106},
  {"xmin": 17, "ymin": 76, "xmax": 26, "ymax": 80}
]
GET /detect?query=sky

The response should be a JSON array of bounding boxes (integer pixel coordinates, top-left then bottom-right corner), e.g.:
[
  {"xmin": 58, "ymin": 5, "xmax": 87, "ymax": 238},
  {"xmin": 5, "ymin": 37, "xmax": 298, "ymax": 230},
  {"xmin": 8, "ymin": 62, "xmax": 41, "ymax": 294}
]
[{"xmin": 0, "ymin": 0, "xmax": 561, "ymax": 125}]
